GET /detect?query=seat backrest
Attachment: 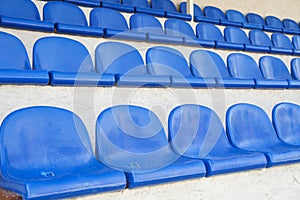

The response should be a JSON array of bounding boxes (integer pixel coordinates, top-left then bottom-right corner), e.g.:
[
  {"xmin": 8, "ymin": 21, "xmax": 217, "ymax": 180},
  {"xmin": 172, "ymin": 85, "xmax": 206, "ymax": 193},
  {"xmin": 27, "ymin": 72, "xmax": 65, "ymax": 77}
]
[
  {"xmin": 249, "ymin": 30, "xmax": 273, "ymax": 47},
  {"xmin": 226, "ymin": 103, "xmax": 281, "ymax": 150},
  {"xmin": 146, "ymin": 46, "xmax": 192, "ymax": 77},
  {"xmin": 90, "ymin": 8, "xmax": 128, "ymax": 31},
  {"xmin": 227, "ymin": 53, "xmax": 263, "ymax": 79},
  {"xmin": 151, "ymin": 0, "xmax": 177, "ymax": 12},
  {"xmin": 291, "ymin": 58, "xmax": 300, "ymax": 80},
  {"xmin": 190, "ymin": 50, "xmax": 231, "ymax": 78},
  {"xmin": 164, "ymin": 19, "xmax": 195, "ymax": 38},
  {"xmin": 95, "ymin": 42, "xmax": 147, "ymax": 75},
  {"xmin": 271, "ymin": 33, "xmax": 293, "ymax": 49},
  {"xmin": 179, "ymin": 2, "xmax": 203, "ymax": 17},
  {"xmin": 0, "ymin": 106, "xmax": 94, "ymax": 179},
  {"xmin": 282, "ymin": 19, "xmax": 299, "ymax": 30},
  {"xmin": 169, "ymin": 104, "xmax": 232, "ymax": 158},
  {"xmin": 224, "ymin": 26, "xmax": 250, "ymax": 44},
  {"xmin": 33, "ymin": 36, "xmax": 94, "ymax": 72},
  {"xmin": 43, "ymin": 1, "xmax": 88, "ymax": 26},
  {"xmin": 226, "ymin": 9, "xmax": 247, "ymax": 23},
  {"xmin": 273, "ymin": 102, "xmax": 300, "ymax": 145},
  {"xmin": 0, "ymin": 0, "xmax": 40, "ymax": 20},
  {"xmin": 259, "ymin": 56, "xmax": 291, "ymax": 80},
  {"xmin": 246, "ymin": 13, "xmax": 265, "ymax": 25},
  {"xmin": 123, "ymin": 0, "xmax": 150, "ymax": 8},
  {"xmin": 130, "ymin": 13, "xmax": 164, "ymax": 34},
  {"xmin": 265, "ymin": 16, "xmax": 283, "ymax": 28},
  {"xmin": 292, "ymin": 35, "xmax": 300, "ymax": 50},
  {"xmin": 204, "ymin": 6, "xmax": 226, "ymax": 20},
  {"xmin": 0, "ymin": 32, "xmax": 31, "ymax": 70},
  {"xmin": 196, "ymin": 23, "xmax": 225, "ymax": 42}
]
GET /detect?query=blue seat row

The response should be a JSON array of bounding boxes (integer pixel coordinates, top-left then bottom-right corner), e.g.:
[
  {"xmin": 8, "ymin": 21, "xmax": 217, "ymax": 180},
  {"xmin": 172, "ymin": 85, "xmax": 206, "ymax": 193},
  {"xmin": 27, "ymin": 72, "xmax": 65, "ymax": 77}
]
[
  {"xmin": 1, "ymin": 102, "xmax": 300, "ymax": 198},
  {"xmin": 2, "ymin": 31, "xmax": 300, "ymax": 88},
  {"xmin": 180, "ymin": 2, "xmax": 300, "ymax": 35}
]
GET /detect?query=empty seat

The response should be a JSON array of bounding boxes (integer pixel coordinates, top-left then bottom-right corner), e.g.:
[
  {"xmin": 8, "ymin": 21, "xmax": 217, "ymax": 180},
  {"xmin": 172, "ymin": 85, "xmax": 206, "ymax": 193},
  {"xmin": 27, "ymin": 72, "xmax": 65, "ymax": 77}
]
[
  {"xmin": 123, "ymin": 0, "xmax": 164, "ymax": 17},
  {"xmin": 168, "ymin": 104, "xmax": 267, "ymax": 176},
  {"xmin": 0, "ymin": 0, "xmax": 54, "ymax": 32},
  {"xmin": 292, "ymin": 35, "xmax": 300, "ymax": 53},
  {"xmin": 95, "ymin": 42, "xmax": 170, "ymax": 87},
  {"xmin": 259, "ymin": 56, "xmax": 298, "ymax": 88},
  {"xmin": 265, "ymin": 16, "xmax": 283, "ymax": 32},
  {"xmin": 226, "ymin": 9, "xmax": 260, "ymax": 29},
  {"xmin": 95, "ymin": 105, "xmax": 206, "ymax": 188},
  {"xmin": 0, "ymin": 31, "xmax": 49, "ymax": 85},
  {"xmin": 282, "ymin": 19, "xmax": 300, "ymax": 34},
  {"xmin": 271, "ymin": 33, "xmax": 294, "ymax": 55},
  {"xmin": 33, "ymin": 36, "xmax": 115, "ymax": 86},
  {"xmin": 151, "ymin": 0, "xmax": 192, "ymax": 21},
  {"xmin": 226, "ymin": 103, "xmax": 300, "ymax": 167},
  {"xmin": 291, "ymin": 58, "xmax": 300, "ymax": 80},
  {"xmin": 146, "ymin": 46, "xmax": 216, "ymax": 88},
  {"xmin": 0, "ymin": 106, "xmax": 126, "ymax": 199},
  {"xmin": 64, "ymin": 0, "xmax": 101, "ymax": 7},
  {"xmin": 101, "ymin": 0, "xmax": 134, "ymax": 13},
  {"xmin": 190, "ymin": 50, "xmax": 253, "ymax": 88},
  {"xmin": 43, "ymin": 1, "xmax": 102, "ymax": 36},
  {"xmin": 90, "ymin": 8, "xmax": 146, "ymax": 40},
  {"xmin": 204, "ymin": 6, "xmax": 240, "ymax": 26},
  {"xmin": 246, "ymin": 13, "xmax": 264, "ymax": 30}
]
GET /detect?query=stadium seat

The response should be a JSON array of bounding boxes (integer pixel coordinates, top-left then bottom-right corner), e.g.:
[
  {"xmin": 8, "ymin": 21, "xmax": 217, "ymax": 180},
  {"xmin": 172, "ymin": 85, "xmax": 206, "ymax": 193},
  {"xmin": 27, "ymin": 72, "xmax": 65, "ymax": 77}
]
[
  {"xmin": 168, "ymin": 104, "xmax": 267, "ymax": 176},
  {"xmin": 95, "ymin": 105, "xmax": 206, "ymax": 188},
  {"xmin": 291, "ymin": 58, "xmax": 300, "ymax": 80},
  {"xmin": 95, "ymin": 42, "xmax": 170, "ymax": 87},
  {"xmin": 64, "ymin": 0, "xmax": 101, "ymax": 7},
  {"xmin": 0, "ymin": 31, "xmax": 49, "ymax": 85},
  {"xmin": 101, "ymin": 0, "xmax": 134, "ymax": 13},
  {"xmin": 33, "ymin": 36, "xmax": 115, "ymax": 86},
  {"xmin": 292, "ymin": 35, "xmax": 300, "ymax": 53},
  {"xmin": 151, "ymin": 0, "xmax": 192, "ymax": 21},
  {"xmin": 0, "ymin": 0, "xmax": 54, "ymax": 32},
  {"xmin": 204, "ymin": 6, "xmax": 240, "ymax": 26},
  {"xmin": 190, "ymin": 50, "xmax": 253, "ymax": 88},
  {"xmin": 123, "ymin": 0, "xmax": 164, "ymax": 17},
  {"xmin": 90, "ymin": 8, "xmax": 146, "ymax": 40},
  {"xmin": 246, "ymin": 13, "xmax": 264, "ymax": 30},
  {"xmin": 282, "ymin": 19, "xmax": 300, "ymax": 34},
  {"xmin": 0, "ymin": 106, "xmax": 126, "ymax": 199},
  {"xmin": 146, "ymin": 46, "xmax": 216, "ymax": 88},
  {"xmin": 43, "ymin": 1, "xmax": 103, "ymax": 37},
  {"xmin": 271, "ymin": 33, "xmax": 294, "ymax": 55},
  {"xmin": 227, "ymin": 53, "xmax": 283, "ymax": 88},
  {"xmin": 226, "ymin": 10, "xmax": 260, "ymax": 29},
  {"xmin": 273, "ymin": 102, "xmax": 300, "ymax": 145},
  {"xmin": 226, "ymin": 103, "xmax": 300, "ymax": 167},
  {"xmin": 264, "ymin": 16, "xmax": 283, "ymax": 32},
  {"xmin": 248, "ymin": 30, "xmax": 272, "ymax": 52},
  {"xmin": 259, "ymin": 56, "xmax": 299, "ymax": 88}
]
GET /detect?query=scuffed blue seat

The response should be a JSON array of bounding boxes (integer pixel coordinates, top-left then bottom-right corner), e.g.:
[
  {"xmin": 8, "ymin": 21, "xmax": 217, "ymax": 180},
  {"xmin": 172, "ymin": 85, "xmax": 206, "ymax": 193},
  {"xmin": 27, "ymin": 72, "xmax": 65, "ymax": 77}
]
[
  {"xmin": 273, "ymin": 103, "xmax": 300, "ymax": 145},
  {"xmin": 226, "ymin": 103, "xmax": 300, "ymax": 167},
  {"xmin": 123, "ymin": 0, "xmax": 164, "ymax": 17},
  {"xmin": 282, "ymin": 19, "xmax": 300, "ymax": 34},
  {"xmin": 90, "ymin": 8, "xmax": 146, "ymax": 40},
  {"xmin": 43, "ymin": 1, "xmax": 102, "ymax": 37},
  {"xmin": 64, "ymin": 0, "xmax": 101, "ymax": 7},
  {"xmin": 96, "ymin": 105, "xmax": 206, "ymax": 188},
  {"xmin": 226, "ymin": 10, "xmax": 260, "ymax": 29},
  {"xmin": 271, "ymin": 33, "xmax": 294, "ymax": 55},
  {"xmin": 95, "ymin": 42, "xmax": 170, "ymax": 87},
  {"xmin": 146, "ymin": 46, "xmax": 216, "ymax": 88},
  {"xmin": 291, "ymin": 58, "xmax": 300, "ymax": 81},
  {"xmin": 180, "ymin": 2, "xmax": 217, "ymax": 24},
  {"xmin": 265, "ymin": 16, "xmax": 283, "ymax": 32},
  {"xmin": 0, "ymin": 31, "xmax": 49, "ymax": 85},
  {"xmin": 0, "ymin": 106, "xmax": 126, "ymax": 199},
  {"xmin": 0, "ymin": 0, "xmax": 54, "ymax": 32},
  {"xmin": 151, "ymin": 0, "xmax": 191, "ymax": 21},
  {"xmin": 101, "ymin": 0, "xmax": 134, "ymax": 13},
  {"xmin": 246, "ymin": 13, "xmax": 264, "ymax": 30},
  {"xmin": 204, "ymin": 6, "xmax": 239, "ymax": 26},
  {"xmin": 227, "ymin": 53, "xmax": 282, "ymax": 89},
  {"xmin": 33, "ymin": 36, "xmax": 115, "ymax": 86},
  {"xmin": 190, "ymin": 50, "xmax": 253, "ymax": 88},
  {"xmin": 259, "ymin": 56, "xmax": 297, "ymax": 88},
  {"xmin": 169, "ymin": 104, "xmax": 267, "ymax": 176}
]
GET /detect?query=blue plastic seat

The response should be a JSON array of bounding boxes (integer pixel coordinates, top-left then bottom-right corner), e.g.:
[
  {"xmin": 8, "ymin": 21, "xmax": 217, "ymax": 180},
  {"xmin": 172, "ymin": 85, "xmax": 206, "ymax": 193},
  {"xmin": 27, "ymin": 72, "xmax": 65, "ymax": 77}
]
[
  {"xmin": 0, "ymin": 0, "xmax": 54, "ymax": 32},
  {"xmin": 292, "ymin": 35, "xmax": 300, "ymax": 52},
  {"xmin": 246, "ymin": 13, "xmax": 264, "ymax": 30},
  {"xmin": 204, "ymin": 6, "xmax": 239, "ymax": 26},
  {"xmin": 227, "ymin": 53, "xmax": 282, "ymax": 89},
  {"xmin": 282, "ymin": 19, "xmax": 300, "ymax": 34},
  {"xmin": 43, "ymin": 1, "xmax": 102, "ymax": 37},
  {"xmin": 123, "ymin": 0, "xmax": 164, "ymax": 17},
  {"xmin": 226, "ymin": 10, "xmax": 259, "ymax": 29},
  {"xmin": 226, "ymin": 103, "xmax": 300, "ymax": 167},
  {"xmin": 248, "ymin": 30, "xmax": 272, "ymax": 53},
  {"xmin": 0, "ymin": 106, "xmax": 126, "ymax": 199},
  {"xmin": 271, "ymin": 33, "xmax": 294, "ymax": 55},
  {"xmin": 90, "ymin": 8, "xmax": 146, "ymax": 40},
  {"xmin": 190, "ymin": 50, "xmax": 252, "ymax": 88},
  {"xmin": 265, "ymin": 16, "xmax": 283, "ymax": 32},
  {"xmin": 259, "ymin": 56, "xmax": 298, "ymax": 88},
  {"xmin": 168, "ymin": 104, "xmax": 267, "ymax": 176},
  {"xmin": 33, "ymin": 36, "xmax": 115, "ymax": 86},
  {"xmin": 95, "ymin": 42, "xmax": 170, "ymax": 87},
  {"xmin": 0, "ymin": 31, "xmax": 49, "ymax": 85},
  {"xmin": 96, "ymin": 105, "xmax": 206, "ymax": 188},
  {"xmin": 291, "ymin": 58, "xmax": 300, "ymax": 80},
  {"xmin": 64, "ymin": 0, "xmax": 101, "ymax": 7},
  {"xmin": 151, "ymin": 0, "xmax": 191, "ymax": 21},
  {"xmin": 101, "ymin": 0, "xmax": 134, "ymax": 13},
  {"xmin": 146, "ymin": 46, "xmax": 216, "ymax": 88}
]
